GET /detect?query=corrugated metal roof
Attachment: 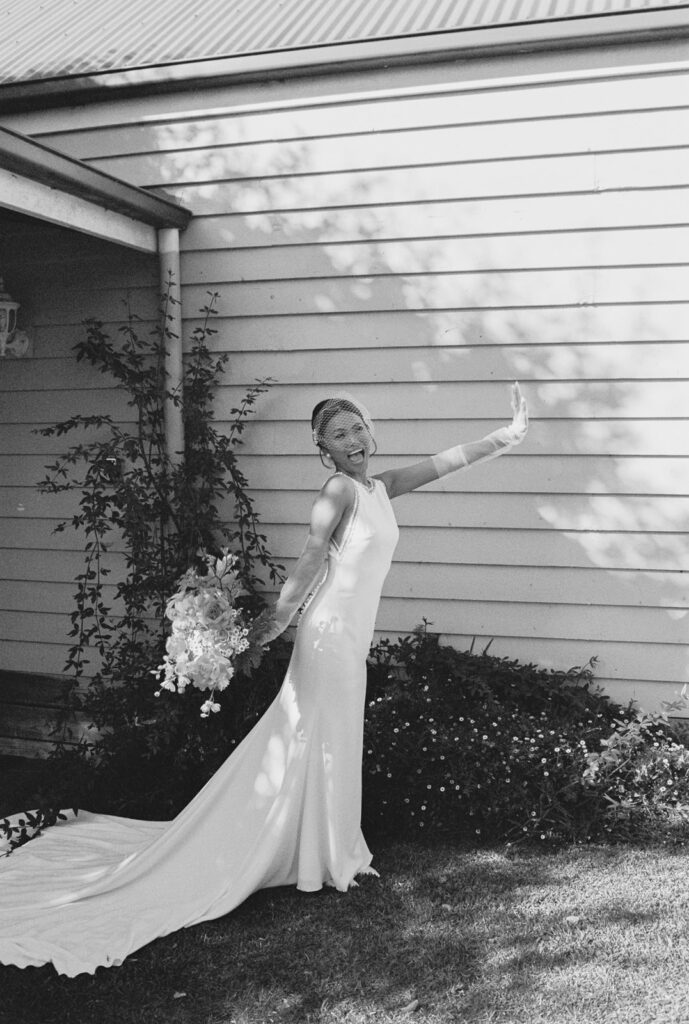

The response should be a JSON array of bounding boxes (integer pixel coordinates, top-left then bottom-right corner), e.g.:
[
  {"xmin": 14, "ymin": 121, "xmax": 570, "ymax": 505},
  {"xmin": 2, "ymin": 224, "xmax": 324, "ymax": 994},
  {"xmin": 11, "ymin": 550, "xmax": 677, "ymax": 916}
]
[{"xmin": 0, "ymin": 0, "xmax": 685, "ymax": 85}]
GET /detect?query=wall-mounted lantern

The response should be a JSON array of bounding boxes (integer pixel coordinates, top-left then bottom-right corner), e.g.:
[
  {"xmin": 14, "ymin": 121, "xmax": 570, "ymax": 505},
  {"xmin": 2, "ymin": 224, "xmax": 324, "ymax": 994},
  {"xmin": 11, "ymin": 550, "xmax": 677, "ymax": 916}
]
[{"xmin": 0, "ymin": 275, "xmax": 31, "ymax": 357}]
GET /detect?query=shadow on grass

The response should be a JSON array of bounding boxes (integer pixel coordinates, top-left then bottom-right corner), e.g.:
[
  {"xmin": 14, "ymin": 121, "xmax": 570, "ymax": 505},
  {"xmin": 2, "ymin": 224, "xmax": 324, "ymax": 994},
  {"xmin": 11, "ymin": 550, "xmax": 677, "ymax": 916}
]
[
  {"xmin": 0, "ymin": 839, "xmax": 562, "ymax": 1024},
  {"xmin": 450, "ymin": 846, "xmax": 688, "ymax": 1024},
  {"xmin": 4, "ymin": 840, "xmax": 683, "ymax": 1024}
]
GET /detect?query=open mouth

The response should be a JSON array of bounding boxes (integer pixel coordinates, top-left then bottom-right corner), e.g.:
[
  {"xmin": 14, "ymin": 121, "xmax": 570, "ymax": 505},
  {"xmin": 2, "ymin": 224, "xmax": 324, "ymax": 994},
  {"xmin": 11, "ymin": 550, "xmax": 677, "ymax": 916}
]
[{"xmin": 348, "ymin": 448, "xmax": 365, "ymax": 463}]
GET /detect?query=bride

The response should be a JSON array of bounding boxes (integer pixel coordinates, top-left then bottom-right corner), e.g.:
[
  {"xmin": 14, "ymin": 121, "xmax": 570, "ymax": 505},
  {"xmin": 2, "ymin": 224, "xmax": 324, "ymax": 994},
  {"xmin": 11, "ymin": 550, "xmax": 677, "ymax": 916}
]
[{"xmin": 0, "ymin": 384, "xmax": 527, "ymax": 976}]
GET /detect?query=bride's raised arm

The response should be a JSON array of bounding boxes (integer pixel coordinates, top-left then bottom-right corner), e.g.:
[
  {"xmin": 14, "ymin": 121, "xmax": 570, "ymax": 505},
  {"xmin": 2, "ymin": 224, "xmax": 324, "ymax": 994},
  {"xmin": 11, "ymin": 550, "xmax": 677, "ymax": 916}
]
[{"xmin": 377, "ymin": 382, "xmax": 528, "ymax": 500}]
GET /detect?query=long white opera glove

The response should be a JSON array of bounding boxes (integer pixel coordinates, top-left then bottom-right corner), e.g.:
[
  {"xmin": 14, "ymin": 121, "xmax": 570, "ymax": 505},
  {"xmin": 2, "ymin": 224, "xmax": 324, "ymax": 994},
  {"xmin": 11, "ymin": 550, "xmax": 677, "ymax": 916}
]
[
  {"xmin": 431, "ymin": 381, "xmax": 528, "ymax": 477},
  {"xmin": 252, "ymin": 539, "xmax": 328, "ymax": 645}
]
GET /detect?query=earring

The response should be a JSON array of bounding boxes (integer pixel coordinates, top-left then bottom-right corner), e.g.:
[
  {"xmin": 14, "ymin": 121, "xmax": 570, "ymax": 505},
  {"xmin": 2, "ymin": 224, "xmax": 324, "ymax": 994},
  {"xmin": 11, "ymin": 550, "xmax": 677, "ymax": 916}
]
[{"xmin": 319, "ymin": 448, "xmax": 335, "ymax": 469}]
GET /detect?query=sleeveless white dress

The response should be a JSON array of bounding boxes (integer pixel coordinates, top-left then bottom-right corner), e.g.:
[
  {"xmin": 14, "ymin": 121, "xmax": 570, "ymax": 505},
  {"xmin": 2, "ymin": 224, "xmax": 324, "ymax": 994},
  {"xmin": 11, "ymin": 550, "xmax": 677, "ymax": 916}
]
[{"xmin": 0, "ymin": 475, "xmax": 399, "ymax": 976}]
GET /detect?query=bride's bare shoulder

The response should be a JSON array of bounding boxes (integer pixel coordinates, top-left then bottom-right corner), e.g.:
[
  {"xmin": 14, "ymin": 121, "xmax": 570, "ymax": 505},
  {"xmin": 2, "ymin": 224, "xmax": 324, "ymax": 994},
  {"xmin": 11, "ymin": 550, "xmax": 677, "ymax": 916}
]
[
  {"xmin": 323, "ymin": 472, "xmax": 355, "ymax": 494},
  {"xmin": 316, "ymin": 473, "xmax": 356, "ymax": 505}
]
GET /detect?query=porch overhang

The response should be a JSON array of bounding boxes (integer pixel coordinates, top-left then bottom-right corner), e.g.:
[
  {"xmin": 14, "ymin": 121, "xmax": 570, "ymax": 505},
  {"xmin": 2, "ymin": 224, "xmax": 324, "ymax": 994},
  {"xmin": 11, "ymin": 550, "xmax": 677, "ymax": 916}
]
[{"xmin": 0, "ymin": 125, "xmax": 191, "ymax": 253}]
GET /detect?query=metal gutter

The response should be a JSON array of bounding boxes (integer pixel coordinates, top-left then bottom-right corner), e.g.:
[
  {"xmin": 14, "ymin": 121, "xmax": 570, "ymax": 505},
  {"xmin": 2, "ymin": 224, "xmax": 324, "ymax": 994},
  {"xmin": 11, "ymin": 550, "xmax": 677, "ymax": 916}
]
[
  {"xmin": 0, "ymin": 125, "xmax": 191, "ymax": 229},
  {"xmin": 0, "ymin": 6, "xmax": 688, "ymax": 111}
]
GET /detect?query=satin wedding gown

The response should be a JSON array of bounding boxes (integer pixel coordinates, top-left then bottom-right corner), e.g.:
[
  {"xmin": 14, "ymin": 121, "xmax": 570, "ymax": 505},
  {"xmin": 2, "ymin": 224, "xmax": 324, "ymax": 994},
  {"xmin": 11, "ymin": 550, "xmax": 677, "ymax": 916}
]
[{"xmin": 0, "ymin": 475, "xmax": 399, "ymax": 976}]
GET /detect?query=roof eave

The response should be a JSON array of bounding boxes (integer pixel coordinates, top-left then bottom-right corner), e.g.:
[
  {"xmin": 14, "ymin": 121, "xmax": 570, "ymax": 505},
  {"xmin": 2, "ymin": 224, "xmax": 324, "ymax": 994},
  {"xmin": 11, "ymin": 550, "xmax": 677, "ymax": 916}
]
[
  {"xmin": 0, "ymin": 125, "xmax": 191, "ymax": 229},
  {"xmin": 0, "ymin": 6, "xmax": 688, "ymax": 111}
]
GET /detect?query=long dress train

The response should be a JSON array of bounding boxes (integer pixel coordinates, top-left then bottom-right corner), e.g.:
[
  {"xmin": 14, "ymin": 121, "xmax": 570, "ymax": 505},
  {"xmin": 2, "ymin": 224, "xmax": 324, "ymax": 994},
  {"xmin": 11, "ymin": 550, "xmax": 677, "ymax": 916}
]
[{"xmin": 0, "ymin": 475, "xmax": 399, "ymax": 976}]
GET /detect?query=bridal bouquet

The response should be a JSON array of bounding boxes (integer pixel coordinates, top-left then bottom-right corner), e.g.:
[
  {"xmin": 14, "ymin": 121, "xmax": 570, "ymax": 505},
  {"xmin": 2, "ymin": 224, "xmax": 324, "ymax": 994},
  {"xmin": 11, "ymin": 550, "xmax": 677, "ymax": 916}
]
[{"xmin": 154, "ymin": 550, "xmax": 253, "ymax": 717}]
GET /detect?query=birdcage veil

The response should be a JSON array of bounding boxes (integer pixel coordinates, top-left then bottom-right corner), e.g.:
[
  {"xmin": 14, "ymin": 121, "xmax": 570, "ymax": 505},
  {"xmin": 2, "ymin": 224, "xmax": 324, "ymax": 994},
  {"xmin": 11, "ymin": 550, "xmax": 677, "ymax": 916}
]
[{"xmin": 311, "ymin": 392, "xmax": 377, "ymax": 466}]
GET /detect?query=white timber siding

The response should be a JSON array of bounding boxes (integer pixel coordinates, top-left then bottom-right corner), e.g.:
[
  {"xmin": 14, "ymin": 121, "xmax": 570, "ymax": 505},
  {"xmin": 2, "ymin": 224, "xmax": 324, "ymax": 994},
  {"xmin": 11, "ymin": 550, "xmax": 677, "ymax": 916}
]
[
  {"xmin": 0, "ymin": 218, "xmax": 158, "ymax": 747},
  {"xmin": 2, "ymin": 38, "xmax": 688, "ymax": 717}
]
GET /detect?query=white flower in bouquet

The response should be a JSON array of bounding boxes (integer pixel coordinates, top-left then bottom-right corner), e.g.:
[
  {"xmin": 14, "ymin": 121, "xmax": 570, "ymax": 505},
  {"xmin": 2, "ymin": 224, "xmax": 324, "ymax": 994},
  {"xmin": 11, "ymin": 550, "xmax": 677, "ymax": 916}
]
[{"xmin": 153, "ymin": 550, "xmax": 255, "ymax": 717}]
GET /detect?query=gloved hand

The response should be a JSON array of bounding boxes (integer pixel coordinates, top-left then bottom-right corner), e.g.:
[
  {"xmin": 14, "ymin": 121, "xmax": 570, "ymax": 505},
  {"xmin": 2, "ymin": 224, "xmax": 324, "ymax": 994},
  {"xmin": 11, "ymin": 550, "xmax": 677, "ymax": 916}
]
[
  {"xmin": 431, "ymin": 381, "xmax": 528, "ymax": 477},
  {"xmin": 249, "ymin": 608, "xmax": 286, "ymax": 648},
  {"xmin": 480, "ymin": 380, "xmax": 529, "ymax": 453}
]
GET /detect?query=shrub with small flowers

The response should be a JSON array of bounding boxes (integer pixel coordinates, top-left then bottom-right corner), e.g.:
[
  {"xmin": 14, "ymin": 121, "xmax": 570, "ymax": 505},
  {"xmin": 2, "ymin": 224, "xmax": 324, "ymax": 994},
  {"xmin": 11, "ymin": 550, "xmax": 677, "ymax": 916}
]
[
  {"xmin": 582, "ymin": 695, "xmax": 689, "ymax": 842},
  {"xmin": 362, "ymin": 627, "xmax": 689, "ymax": 845}
]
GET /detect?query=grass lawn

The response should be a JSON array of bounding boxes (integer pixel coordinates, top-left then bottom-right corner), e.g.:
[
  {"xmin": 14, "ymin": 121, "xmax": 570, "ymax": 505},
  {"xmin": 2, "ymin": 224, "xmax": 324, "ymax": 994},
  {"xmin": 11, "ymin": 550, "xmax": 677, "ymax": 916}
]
[{"xmin": 2, "ymin": 838, "xmax": 689, "ymax": 1024}]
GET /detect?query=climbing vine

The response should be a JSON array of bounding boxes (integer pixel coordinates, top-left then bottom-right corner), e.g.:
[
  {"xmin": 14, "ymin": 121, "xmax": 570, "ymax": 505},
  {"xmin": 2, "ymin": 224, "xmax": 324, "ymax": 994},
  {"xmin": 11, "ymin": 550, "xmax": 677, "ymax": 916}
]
[{"xmin": 2, "ymin": 282, "xmax": 287, "ymax": 845}]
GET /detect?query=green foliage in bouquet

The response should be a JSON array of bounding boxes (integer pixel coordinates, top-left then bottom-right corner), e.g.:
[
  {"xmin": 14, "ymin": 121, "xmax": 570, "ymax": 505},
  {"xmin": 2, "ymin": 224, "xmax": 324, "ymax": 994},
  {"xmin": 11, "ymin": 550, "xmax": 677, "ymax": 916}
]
[
  {"xmin": 362, "ymin": 626, "xmax": 689, "ymax": 845},
  {"xmin": 7, "ymin": 282, "xmax": 286, "ymax": 828}
]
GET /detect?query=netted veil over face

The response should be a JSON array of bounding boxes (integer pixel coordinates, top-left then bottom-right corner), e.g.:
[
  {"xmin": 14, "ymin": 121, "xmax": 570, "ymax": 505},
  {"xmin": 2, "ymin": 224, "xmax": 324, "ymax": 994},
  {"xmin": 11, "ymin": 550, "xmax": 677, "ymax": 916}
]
[{"xmin": 311, "ymin": 392, "xmax": 376, "ymax": 460}]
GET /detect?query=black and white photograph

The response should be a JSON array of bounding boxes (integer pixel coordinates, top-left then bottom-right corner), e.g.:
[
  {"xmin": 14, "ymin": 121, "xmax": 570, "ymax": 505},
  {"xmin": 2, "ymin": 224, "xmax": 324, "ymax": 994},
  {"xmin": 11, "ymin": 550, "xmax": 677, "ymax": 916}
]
[{"xmin": 0, "ymin": 2, "xmax": 688, "ymax": 1022}]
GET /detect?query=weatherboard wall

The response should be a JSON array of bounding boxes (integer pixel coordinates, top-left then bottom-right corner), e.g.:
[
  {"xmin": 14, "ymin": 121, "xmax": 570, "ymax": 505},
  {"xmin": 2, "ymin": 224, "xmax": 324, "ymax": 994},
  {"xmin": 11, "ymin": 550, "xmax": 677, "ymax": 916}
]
[{"xmin": 1, "ymin": 40, "xmax": 688, "ymax": 728}]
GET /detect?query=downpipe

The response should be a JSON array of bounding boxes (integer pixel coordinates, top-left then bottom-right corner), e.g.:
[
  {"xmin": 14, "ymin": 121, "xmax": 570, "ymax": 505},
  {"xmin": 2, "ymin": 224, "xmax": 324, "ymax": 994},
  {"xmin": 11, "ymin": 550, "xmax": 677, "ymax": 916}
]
[{"xmin": 158, "ymin": 227, "xmax": 184, "ymax": 466}]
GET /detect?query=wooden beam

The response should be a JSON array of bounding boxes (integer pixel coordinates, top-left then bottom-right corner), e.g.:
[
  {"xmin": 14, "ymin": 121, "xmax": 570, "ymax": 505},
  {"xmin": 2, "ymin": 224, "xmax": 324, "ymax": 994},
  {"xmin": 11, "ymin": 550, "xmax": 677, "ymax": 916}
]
[
  {"xmin": 0, "ymin": 167, "xmax": 158, "ymax": 252},
  {"xmin": 0, "ymin": 125, "xmax": 190, "ymax": 229}
]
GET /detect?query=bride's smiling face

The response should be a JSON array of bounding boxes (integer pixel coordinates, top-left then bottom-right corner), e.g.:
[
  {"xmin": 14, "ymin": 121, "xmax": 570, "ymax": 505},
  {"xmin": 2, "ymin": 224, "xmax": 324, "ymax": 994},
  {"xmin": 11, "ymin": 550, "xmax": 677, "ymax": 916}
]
[{"xmin": 322, "ymin": 411, "xmax": 372, "ymax": 475}]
